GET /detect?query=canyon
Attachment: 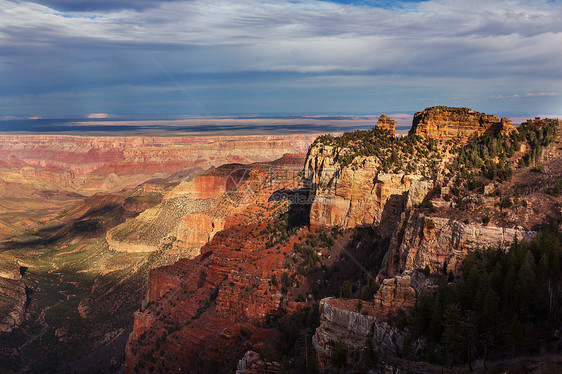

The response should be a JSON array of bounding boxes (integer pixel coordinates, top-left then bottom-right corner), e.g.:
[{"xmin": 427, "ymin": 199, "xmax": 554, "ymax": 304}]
[
  {"xmin": 0, "ymin": 107, "xmax": 561, "ymax": 373},
  {"xmin": 0, "ymin": 134, "xmax": 316, "ymax": 240},
  {"xmin": 0, "ymin": 133, "xmax": 317, "ymax": 373},
  {"xmin": 125, "ymin": 107, "xmax": 561, "ymax": 373}
]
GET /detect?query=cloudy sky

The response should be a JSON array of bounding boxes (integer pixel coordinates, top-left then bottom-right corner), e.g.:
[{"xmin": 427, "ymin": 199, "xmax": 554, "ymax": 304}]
[{"xmin": 1, "ymin": 0, "xmax": 561, "ymax": 118}]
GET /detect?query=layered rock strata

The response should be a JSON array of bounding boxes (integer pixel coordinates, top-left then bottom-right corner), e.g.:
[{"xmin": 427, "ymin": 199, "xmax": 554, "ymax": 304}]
[
  {"xmin": 410, "ymin": 106, "xmax": 514, "ymax": 140},
  {"xmin": 383, "ymin": 212, "xmax": 536, "ymax": 276},
  {"xmin": 312, "ymin": 297, "xmax": 404, "ymax": 371},
  {"xmin": 0, "ymin": 134, "xmax": 317, "ymax": 195},
  {"xmin": 304, "ymin": 143, "xmax": 432, "ymax": 231},
  {"xmin": 373, "ymin": 275, "xmax": 416, "ymax": 316},
  {"xmin": 107, "ymin": 154, "xmax": 305, "ymax": 255}
]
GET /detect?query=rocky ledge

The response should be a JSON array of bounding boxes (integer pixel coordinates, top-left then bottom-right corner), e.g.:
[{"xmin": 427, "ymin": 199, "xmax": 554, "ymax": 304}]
[{"xmin": 312, "ymin": 297, "xmax": 405, "ymax": 372}]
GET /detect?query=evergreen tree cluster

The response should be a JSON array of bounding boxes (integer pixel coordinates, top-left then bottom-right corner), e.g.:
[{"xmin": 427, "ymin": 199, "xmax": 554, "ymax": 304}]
[
  {"xmin": 312, "ymin": 127, "xmax": 442, "ymax": 176},
  {"xmin": 446, "ymin": 117, "xmax": 559, "ymax": 187},
  {"xmin": 516, "ymin": 118, "xmax": 559, "ymax": 167},
  {"xmin": 411, "ymin": 229, "xmax": 562, "ymax": 367}
]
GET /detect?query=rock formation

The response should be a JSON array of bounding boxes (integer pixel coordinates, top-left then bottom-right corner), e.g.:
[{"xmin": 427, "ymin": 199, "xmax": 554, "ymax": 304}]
[
  {"xmin": 107, "ymin": 154, "xmax": 306, "ymax": 256},
  {"xmin": 304, "ymin": 141, "xmax": 433, "ymax": 232},
  {"xmin": 235, "ymin": 351, "xmax": 280, "ymax": 374},
  {"xmin": 375, "ymin": 114, "xmax": 396, "ymax": 135},
  {"xmin": 410, "ymin": 106, "xmax": 514, "ymax": 140},
  {"xmin": 373, "ymin": 275, "xmax": 416, "ymax": 316},
  {"xmin": 0, "ymin": 134, "xmax": 317, "ymax": 241},
  {"xmin": 124, "ymin": 154, "xmax": 308, "ymax": 373},
  {"xmin": 312, "ymin": 297, "xmax": 404, "ymax": 371},
  {"xmin": 0, "ymin": 277, "xmax": 26, "ymax": 333},
  {"xmin": 0, "ymin": 255, "xmax": 26, "ymax": 333},
  {"xmin": 382, "ymin": 212, "xmax": 536, "ymax": 276}
]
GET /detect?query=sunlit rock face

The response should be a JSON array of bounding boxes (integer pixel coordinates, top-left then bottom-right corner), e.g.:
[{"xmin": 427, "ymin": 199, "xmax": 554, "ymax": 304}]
[
  {"xmin": 375, "ymin": 114, "xmax": 396, "ymax": 135},
  {"xmin": 410, "ymin": 106, "xmax": 514, "ymax": 141}
]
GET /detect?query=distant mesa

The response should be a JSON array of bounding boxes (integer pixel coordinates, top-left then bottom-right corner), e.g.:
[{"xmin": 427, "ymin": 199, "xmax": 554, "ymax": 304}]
[
  {"xmin": 409, "ymin": 106, "xmax": 515, "ymax": 140},
  {"xmin": 375, "ymin": 114, "xmax": 396, "ymax": 135}
]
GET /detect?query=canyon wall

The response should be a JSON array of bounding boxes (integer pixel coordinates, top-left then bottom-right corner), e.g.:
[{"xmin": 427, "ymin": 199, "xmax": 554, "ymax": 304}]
[
  {"xmin": 0, "ymin": 134, "xmax": 317, "ymax": 195},
  {"xmin": 304, "ymin": 142, "xmax": 432, "ymax": 232},
  {"xmin": 0, "ymin": 134, "xmax": 316, "ymax": 240},
  {"xmin": 382, "ymin": 212, "xmax": 536, "ymax": 276}
]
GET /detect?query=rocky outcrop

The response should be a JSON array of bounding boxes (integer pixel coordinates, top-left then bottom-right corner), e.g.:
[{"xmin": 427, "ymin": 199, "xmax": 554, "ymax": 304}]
[
  {"xmin": 304, "ymin": 144, "xmax": 432, "ymax": 233},
  {"xmin": 375, "ymin": 114, "xmax": 396, "ymax": 135},
  {"xmin": 409, "ymin": 106, "xmax": 514, "ymax": 141},
  {"xmin": 383, "ymin": 212, "xmax": 536, "ymax": 276},
  {"xmin": 373, "ymin": 275, "xmax": 416, "ymax": 316},
  {"xmin": 235, "ymin": 350, "xmax": 280, "ymax": 374},
  {"xmin": 304, "ymin": 136, "xmax": 435, "ymax": 233},
  {"xmin": 499, "ymin": 117, "xmax": 516, "ymax": 135},
  {"xmin": 312, "ymin": 297, "xmax": 404, "ymax": 372}
]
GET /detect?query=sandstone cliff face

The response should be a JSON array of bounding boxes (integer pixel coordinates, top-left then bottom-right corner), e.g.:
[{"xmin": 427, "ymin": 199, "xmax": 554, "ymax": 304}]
[
  {"xmin": 304, "ymin": 143, "xmax": 432, "ymax": 233},
  {"xmin": 383, "ymin": 212, "xmax": 536, "ymax": 276},
  {"xmin": 373, "ymin": 275, "xmax": 416, "ymax": 316},
  {"xmin": 312, "ymin": 297, "xmax": 404, "ymax": 371},
  {"xmin": 410, "ymin": 106, "xmax": 514, "ymax": 141}
]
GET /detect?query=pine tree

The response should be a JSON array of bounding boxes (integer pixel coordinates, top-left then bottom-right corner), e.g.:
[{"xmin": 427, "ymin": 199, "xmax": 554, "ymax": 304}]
[{"xmin": 443, "ymin": 303, "xmax": 464, "ymax": 368}]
